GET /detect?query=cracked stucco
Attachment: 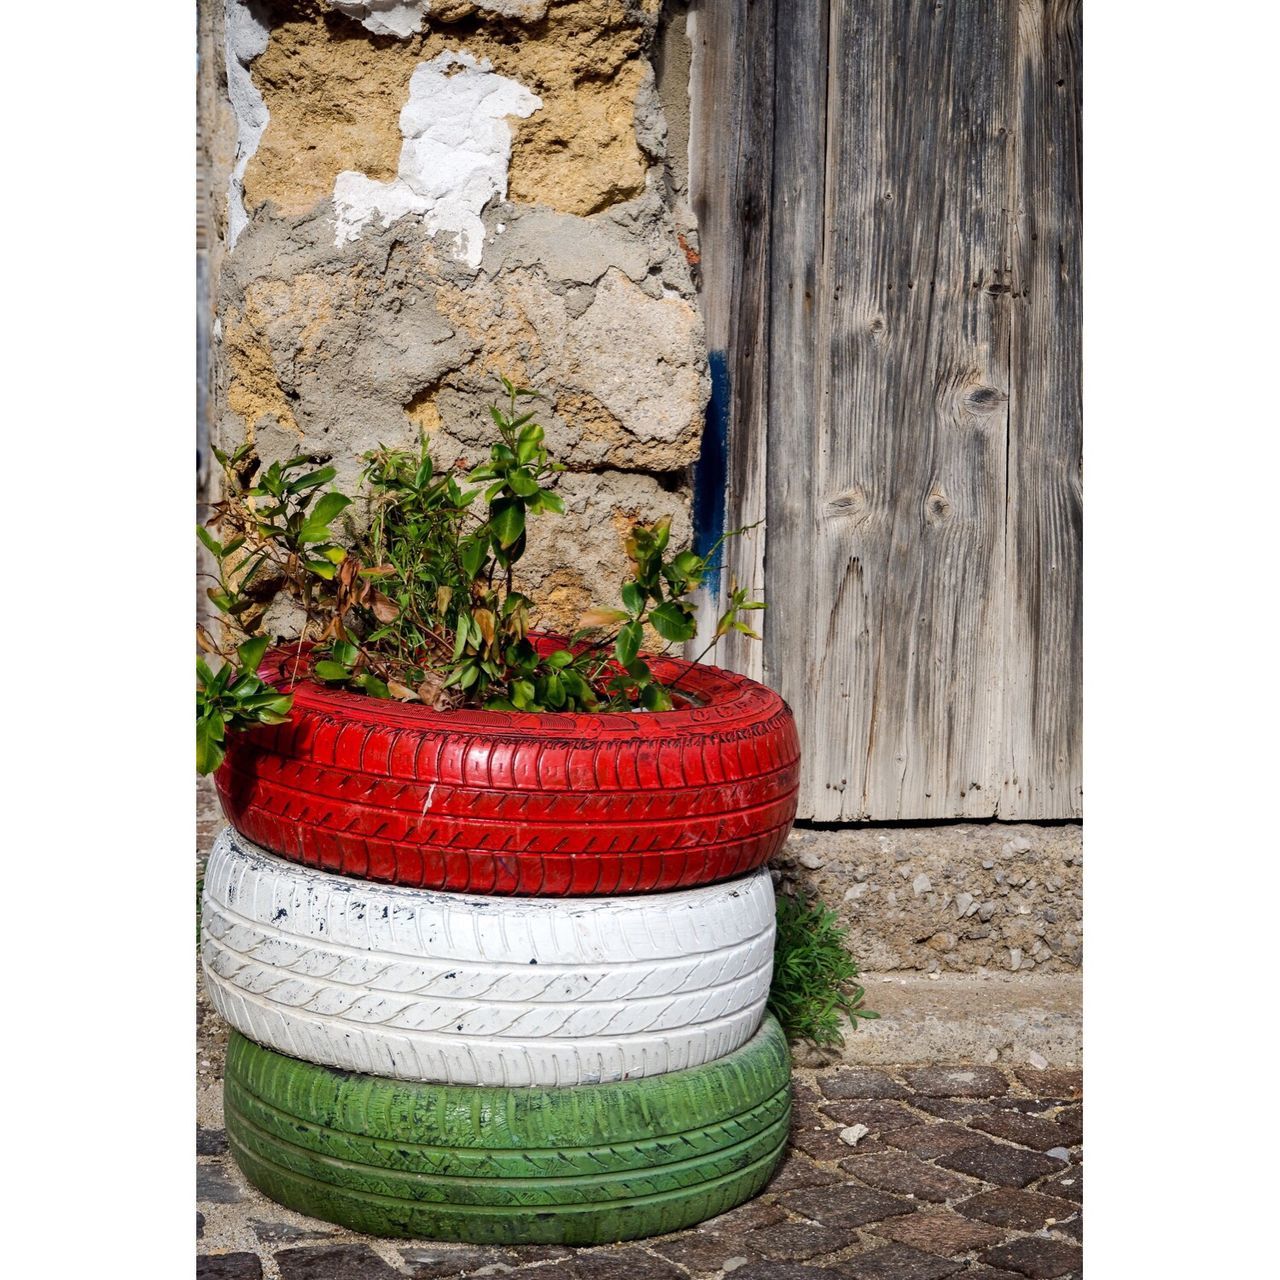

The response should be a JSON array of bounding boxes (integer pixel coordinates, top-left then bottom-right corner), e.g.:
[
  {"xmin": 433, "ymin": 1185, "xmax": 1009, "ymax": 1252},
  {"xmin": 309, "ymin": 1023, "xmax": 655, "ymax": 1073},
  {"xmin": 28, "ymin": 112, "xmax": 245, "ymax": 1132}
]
[{"xmin": 208, "ymin": 0, "xmax": 706, "ymax": 633}]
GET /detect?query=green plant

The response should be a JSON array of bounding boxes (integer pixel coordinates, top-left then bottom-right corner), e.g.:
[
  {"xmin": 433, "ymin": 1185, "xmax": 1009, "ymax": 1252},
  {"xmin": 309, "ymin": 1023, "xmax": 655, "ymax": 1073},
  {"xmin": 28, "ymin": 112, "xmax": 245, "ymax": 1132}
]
[
  {"xmin": 195, "ymin": 636, "xmax": 293, "ymax": 774},
  {"xmin": 767, "ymin": 891, "xmax": 879, "ymax": 1047},
  {"xmin": 196, "ymin": 377, "xmax": 763, "ymax": 770}
]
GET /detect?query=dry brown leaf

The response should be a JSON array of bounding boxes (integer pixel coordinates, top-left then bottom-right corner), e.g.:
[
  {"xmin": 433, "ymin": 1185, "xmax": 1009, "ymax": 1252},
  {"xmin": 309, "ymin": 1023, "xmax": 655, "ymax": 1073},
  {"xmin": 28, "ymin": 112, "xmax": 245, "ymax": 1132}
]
[
  {"xmin": 369, "ymin": 590, "xmax": 400, "ymax": 623},
  {"xmin": 418, "ymin": 672, "xmax": 446, "ymax": 706},
  {"xmin": 473, "ymin": 608, "xmax": 496, "ymax": 646},
  {"xmin": 580, "ymin": 607, "xmax": 629, "ymax": 628}
]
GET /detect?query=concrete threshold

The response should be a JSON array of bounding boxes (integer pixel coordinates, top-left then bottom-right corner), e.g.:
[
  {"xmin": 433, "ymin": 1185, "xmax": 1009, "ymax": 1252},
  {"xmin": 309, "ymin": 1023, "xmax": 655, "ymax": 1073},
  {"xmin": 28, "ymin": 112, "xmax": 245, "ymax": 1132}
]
[{"xmin": 797, "ymin": 971, "xmax": 1082, "ymax": 1069}]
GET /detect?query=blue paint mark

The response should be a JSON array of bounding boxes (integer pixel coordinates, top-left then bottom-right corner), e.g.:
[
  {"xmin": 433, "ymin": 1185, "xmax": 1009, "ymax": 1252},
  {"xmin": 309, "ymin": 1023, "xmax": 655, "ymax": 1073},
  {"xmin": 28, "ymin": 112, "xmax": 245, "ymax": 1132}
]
[{"xmin": 693, "ymin": 349, "xmax": 730, "ymax": 588}]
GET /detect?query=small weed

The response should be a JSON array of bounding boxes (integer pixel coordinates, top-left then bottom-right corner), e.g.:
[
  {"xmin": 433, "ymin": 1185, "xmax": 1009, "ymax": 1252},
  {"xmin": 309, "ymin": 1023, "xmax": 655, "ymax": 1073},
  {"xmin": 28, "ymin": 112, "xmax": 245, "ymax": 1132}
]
[{"xmin": 768, "ymin": 890, "xmax": 879, "ymax": 1046}]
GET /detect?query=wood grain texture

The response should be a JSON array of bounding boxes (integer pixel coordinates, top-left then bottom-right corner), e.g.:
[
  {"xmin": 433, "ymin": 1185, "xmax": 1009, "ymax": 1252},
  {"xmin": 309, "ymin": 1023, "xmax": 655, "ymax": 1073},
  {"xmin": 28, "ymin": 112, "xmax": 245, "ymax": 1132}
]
[
  {"xmin": 805, "ymin": 0, "xmax": 1015, "ymax": 819},
  {"xmin": 696, "ymin": 0, "xmax": 1081, "ymax": 820},
  {"xmin": 763, "ymin": 0, "xmax": 829, "ymax": 708},
  {"xmin": 1002, "ymin": 0, "xmax": 1083, "ymax": 818},
  {"xmin": 687, "ymin": 0, "xmax": 775, "ymax": 679}
]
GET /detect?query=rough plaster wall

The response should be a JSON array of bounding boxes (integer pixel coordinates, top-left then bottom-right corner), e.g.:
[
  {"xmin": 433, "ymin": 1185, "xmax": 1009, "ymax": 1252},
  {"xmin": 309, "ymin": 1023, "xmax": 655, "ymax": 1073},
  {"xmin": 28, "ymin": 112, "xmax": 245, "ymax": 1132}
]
[{"xmin": 208, "ymin": 0, "xmax": 705, "ymax": 632}]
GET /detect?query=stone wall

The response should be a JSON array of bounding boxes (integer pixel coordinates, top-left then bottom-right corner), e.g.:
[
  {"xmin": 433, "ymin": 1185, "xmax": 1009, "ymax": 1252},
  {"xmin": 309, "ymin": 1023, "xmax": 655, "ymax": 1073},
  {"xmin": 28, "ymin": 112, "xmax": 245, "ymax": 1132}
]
[
  {"xmin": 204, "ymin": 0, "xmax": 706, "ymax": 631},
  {"xmin": 779, "ymin": 825, "xmax": 1083, "ymax": 977}
]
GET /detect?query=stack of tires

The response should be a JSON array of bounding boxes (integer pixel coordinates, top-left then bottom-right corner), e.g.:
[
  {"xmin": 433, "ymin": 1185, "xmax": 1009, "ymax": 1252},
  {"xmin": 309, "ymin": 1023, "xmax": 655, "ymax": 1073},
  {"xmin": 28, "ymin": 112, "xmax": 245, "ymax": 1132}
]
[{"xmin": 202, "ymin": 646, "xmax": 800, "ymax": 1244}]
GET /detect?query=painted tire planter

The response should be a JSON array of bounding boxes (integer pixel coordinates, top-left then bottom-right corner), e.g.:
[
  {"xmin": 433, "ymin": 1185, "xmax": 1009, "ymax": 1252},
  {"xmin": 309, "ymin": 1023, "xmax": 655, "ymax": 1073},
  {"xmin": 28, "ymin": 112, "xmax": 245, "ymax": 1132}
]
[
  {"xmin": 224, "ymin": 1014, "xmax": 791, "ymax": 1244},
  {"xmin": 215, "ymin": 643, "xmax": 800, "ymax": 896},
  {"xmin": 202, "ymin": 826, "xmax": 776, "ymax": 1086}
]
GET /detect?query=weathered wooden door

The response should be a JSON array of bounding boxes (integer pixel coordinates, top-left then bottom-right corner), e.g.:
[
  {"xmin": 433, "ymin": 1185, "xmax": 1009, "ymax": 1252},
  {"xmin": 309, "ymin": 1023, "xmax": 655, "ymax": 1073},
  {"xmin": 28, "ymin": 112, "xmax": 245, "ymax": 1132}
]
[{"xmin": 689, "ymin": 0, "xmax": 1081, "ymax": 821}]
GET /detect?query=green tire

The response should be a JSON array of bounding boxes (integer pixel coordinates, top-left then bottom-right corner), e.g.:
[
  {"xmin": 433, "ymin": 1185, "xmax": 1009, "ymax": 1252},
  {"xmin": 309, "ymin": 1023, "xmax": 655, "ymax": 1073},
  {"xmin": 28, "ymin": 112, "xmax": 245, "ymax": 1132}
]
[{"xmin": 224, "ymin": 1015, "xmax": 791, "ymax": 1244}]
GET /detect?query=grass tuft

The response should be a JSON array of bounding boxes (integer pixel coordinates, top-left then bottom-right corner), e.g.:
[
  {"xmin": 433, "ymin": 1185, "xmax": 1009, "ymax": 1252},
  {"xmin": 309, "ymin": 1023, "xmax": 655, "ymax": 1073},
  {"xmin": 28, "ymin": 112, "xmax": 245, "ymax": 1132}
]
[{"xmin": 767, "ymin": 890, "xmax": 879, "ymax": 1046}]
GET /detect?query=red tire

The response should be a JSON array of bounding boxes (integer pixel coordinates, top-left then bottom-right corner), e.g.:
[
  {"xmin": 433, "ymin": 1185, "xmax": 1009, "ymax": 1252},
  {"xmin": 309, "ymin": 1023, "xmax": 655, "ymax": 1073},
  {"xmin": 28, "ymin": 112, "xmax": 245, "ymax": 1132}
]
[{"xmin": 215, "ymin": 643, "xmax": 799, "ymax": 896}]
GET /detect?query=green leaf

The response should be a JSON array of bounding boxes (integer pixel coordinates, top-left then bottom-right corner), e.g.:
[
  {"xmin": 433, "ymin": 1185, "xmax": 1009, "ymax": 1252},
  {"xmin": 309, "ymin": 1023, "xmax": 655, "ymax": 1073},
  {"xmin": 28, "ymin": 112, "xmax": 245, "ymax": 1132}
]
[
  {"xmin": 561, "ymin": 670, "xmax": 594, "ymax": 706},
  {"xmin": 515, "ymin": 428, "xmax": 542, "ymax": 464},
  {"xmin": 236, "ymin": 635, "xmax": 270, "ymax": 673},
  {"xmin": 352, "ymin": 673, "xmax": 390, "ymax": 699},
  {"xmin": 460, "ymin": 536, "xmax": 488, "ymax": 580},
  {"xmin": 538, "ymin": 490, "xmax": 565, "ymax": 515},
  {"xmin": 615, "ymin": 620, "xmax": 642, "ymax": 668},
  {"xmin": 547, "ymin": 649, "xmax": 574, "ymax": 669},
  {"xmin": 287, "ymin": 465, "xmax": 336, "ymax": 494},
  {"xmin": 672, "ymin": 551, "xmax": 703, "ymax": 577},
  {"xmin": 621, "ymin": 581, "xmax": 644, "ymax": 616},
  {"xmin": 313, "ymin": 660, "xmax": 352, "ymax": 682},
  {"xmin": 299, "ymin": 492, "xmax": 352, "ymax": 543},
  {"xmin": 490, "ymin": 499, "xmax": 525, "ymax": 549},
  {"xmin": 330, "ymin": 639, "xmax": 360, "ymax": 665},
  {"xmin": 542, "ymin": 670, "xmax": 563, "ymax": 711},
  {"xmin": 649, "ymin": 600, "xmax": 698, "ymax": 643},
  {"xmin": 196, "ymin": 717, "xmax": 226, "ymax": 775},
  {"xmin": 196, "ymin": 525, "xmax": 222, "ymax": 557},
  {"xmin": 508, "ymin": 468, "xmax": 540, "ymax": 498},
  {"xmin": 641, "ymin": 682, "xmax": 674, "ymax": 712},
  {"xmin": 254, "ymin": 694, "xmax": 293, "ymax": 723},
  {"xmin": 453, "ymin": 614, "xmax": 472, "ymax": 661}
]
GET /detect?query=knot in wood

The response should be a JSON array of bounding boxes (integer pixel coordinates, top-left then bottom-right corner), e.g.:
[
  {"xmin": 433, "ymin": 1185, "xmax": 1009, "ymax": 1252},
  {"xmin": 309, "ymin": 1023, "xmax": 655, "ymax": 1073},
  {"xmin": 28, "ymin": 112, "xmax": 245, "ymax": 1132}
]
[
  {"xmin": 825, "ymin": 486, "xmax": 869, "ymax": 522},
  {"xmin": 924, "ymin": 488, "xmax": 954, "ymax": 525},
  {"xmin": 963, "ymin": 384, "xmax": 1007, "ymax": 414}
]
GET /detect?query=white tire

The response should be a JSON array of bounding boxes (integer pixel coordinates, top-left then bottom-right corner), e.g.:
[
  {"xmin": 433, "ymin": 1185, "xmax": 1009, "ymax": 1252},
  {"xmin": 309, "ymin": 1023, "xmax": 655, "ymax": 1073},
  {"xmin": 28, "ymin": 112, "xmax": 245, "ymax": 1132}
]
[{"xmin": 201, "ymin": 826, "xmax": 776, "ymax": 1087}]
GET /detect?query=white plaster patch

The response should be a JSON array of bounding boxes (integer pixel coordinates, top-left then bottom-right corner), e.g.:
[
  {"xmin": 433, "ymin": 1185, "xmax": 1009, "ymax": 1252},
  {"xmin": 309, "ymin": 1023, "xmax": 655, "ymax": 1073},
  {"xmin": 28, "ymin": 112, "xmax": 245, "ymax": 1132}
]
[
  {"xmin": 322, "ymin": 2, "xmax": 550, "ymax": 41},
  {"xmin": 331, "ymin": 50, "xmax": 541, "ymax": 268},
  {"xmin": 224, "ymin": 0, "xmax": 271, "ymax": 249},
  {"xmin": 323, "ymin": 2, "xmax": 429, "ymax": 39}
]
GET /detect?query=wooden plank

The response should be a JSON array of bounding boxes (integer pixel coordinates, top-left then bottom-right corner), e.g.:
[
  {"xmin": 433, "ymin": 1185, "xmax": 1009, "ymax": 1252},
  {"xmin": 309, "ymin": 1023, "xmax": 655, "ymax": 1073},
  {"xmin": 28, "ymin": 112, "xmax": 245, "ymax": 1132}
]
[
  {"xmin": 799, "ymin": 1, "xmax": 1016, "ymax": 819},
  {"xmin": 1002, "ymin": 0, "xmax": 1083, "ymax": 817},
  {"xmin": 687, "ymin": 0, "xmax": 775, "ymax": 680},
  {"xmin": 762, "ymin": 1, "xmax": 829, "ymax": 703}
]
